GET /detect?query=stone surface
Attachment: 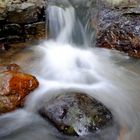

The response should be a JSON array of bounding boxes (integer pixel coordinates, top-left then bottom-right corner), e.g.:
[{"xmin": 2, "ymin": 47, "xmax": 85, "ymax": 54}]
[
  {"xmin": 7, "ymin": 3, "xmax": 41, "ymax": 24},
  {"xmin": 0, "ymin": 24, "xmax": 22, "ymax": 37},
  {"xmin": 25, "ymin": 21, "xmax": 46, "ymax": 41},
  {"xmin": 0, "ymin": 0, "xmax": 46, "ymax": 48},
  {"xmin": 96, "ymin": 7, "xmax": 140, "ymax": 58},
  {"xmin": 39, "ymin": 92, "xmax": 113, "ymax": 136},
  {"xmin": 101, "ymin": 0, "xmax": 138, "ymax": 8},
  {"xmin": 0, "ymin": 63, "xmax": 21, "ymax": 73},
  {"xmin": 0, "ymin": 1, "xmax": 7, "ymax": 20},
  {"xmin": 0, "ymin": 64, "xmax": 39, "ymax": 114}
]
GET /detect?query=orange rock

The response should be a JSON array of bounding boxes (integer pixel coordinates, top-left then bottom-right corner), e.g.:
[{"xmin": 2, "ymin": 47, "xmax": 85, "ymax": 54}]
[{"xmin": 0, "ymin": 64, "xmax": 39, "ymax": 114}]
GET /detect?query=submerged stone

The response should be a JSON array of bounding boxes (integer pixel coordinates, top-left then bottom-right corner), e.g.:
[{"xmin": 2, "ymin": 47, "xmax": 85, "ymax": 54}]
[
  {"xmin": 0, "ymin": 64, "xmax": 39, "ymax": 114},
  {"xmin": 39, "ymin": 92, "xmax": 113, "ymax": 136}
]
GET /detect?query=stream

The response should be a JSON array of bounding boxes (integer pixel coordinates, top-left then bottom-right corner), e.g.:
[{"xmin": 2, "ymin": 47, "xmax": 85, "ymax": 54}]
[{"xmin": 0, "ymin": 1, "xmax": 140, "ymax": 140}]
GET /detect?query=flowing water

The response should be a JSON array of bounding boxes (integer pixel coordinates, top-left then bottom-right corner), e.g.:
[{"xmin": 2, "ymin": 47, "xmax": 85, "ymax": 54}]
[{"xmin": 0, "ymin": 1, "xmax": 140, "ymax": 140}]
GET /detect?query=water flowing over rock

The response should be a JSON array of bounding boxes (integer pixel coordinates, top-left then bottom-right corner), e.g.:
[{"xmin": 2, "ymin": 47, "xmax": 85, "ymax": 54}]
[
  {"xmin": 0, "ymin": 64, "xmax": 39, "ymax": 114},
  {"xmin": 96, "ymin": 4, "xmax": 140, "ymax": 58},
  {"xmin": 39, "ymin": 92, "xmax": 113, "ymax": 136}
]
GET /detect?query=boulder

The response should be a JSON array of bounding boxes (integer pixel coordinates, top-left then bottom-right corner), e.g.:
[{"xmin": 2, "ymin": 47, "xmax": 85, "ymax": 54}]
[
  {"xmin": 96, "ymin": 6, "xmax": 140, "ymax": 58},
  {"xmin": 39, "ymin": 92, "xmax": 113, "ymax": 136},
  {"xmin": 0, "ymin": 64, "xmax": 39, "ymax": 114}
]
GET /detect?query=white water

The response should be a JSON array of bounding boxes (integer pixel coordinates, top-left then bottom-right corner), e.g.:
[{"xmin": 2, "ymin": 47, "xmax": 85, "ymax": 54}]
[
  {"xmin": 0, "ymin": 4, "xmax": 140, "ymax": 140},
  {"xmin": 48, "ymin": 5, "xmax": 88, "ymax": 45}
]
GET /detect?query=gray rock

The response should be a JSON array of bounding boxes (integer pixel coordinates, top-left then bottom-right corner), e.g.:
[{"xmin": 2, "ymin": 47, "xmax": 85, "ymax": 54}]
[
  {"xmin": 96, "ymin": 7, "xmax": 140, "ymax": 58},
  {"xmin": 39, "ymin": 92, "xmax": 113, "ymax": 136}
]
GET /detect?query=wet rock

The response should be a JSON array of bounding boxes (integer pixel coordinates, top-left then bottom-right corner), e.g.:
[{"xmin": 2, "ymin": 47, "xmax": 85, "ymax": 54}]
[
  {"xmin": 25, "ymin": 21, "xmax": 46, "ymax": 41},
  {"xmin": 1, "ymin": 24, "xmax": 22, "ymax": 37},
  {"xmin": 7, "ymin": 3, "xmax": 40, "ymax": 24},
  {"xmin": 96, "ymin": 6, "xmax": 140, "ymax": 58},
  {"xmin": 39, "ymin": 92, "xmax": 113, "ymax": 136},
  {"xmin": 0, "ymin": 0, "xmax": 46, "ymax": 47},
  {"xmin": 5, "ymin": 0, "xmax": 46, "ymax": 24},
  {"xmin": 0, "ymin": 64, "xmax": 39, "ymax": 114},
  {"xmin": 100, "ymin": 0, "xmax": 138, "ymax": 8},
  {"xmin": 0, "ymin": 36, "xmax": 24, "ymax": 45},
  {"xmin": 0, "ymin": 1, "xmax": 7, "ymax": 20},
  {"xmin": 0, "ymin": 44, "xmax": 5, "ymax": 52},
  {"xmin": 0, "ymin": 63, "xmax": 21, "ymax": 73}
]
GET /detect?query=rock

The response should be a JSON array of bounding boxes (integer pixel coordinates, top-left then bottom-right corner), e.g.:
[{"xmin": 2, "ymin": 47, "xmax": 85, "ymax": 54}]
[
  {"xmin": 0, "ymin": 1, "xmax": 7, "ymax": 20},
  {"xmin": 39, "ymin": 92, "xmax": 113, "ymax": 136},
  {"xmin": 96, "ymin": 6, "xmax": 140, "ymax": 58},
  {"xmin": 25, "ymin": 21, "xmax": 46, "ymax": 41},
  {"xmin": 0, "ymin": 36, "xmax": 24, "ymax": 45},
  {"xmin": 0, "ymin": 23, "xmax": 23, "ymax": 49},
  {"xmin": 0, "ymin": 0, "xmax": 46, "ymax": 47},
  {"xmin": 7, "ymin": 3, "xmax": 41, "ymax": 24},
  {"xmin": 101, "ymin": 0, "xmax": 138, "ymax": 8},
  {"xmin": 6, "ymin": 0, "xmax": 46, "ymax": 24},
  {"xmin": 0, "ymin": 63, "xmax": 21, "ymax": 73},
  {"xmin": 0, "ymin": 44, "xmax": 5, "ymax": 52},
  {"xmin": 2, "ymin": 24, "xmax": 22, "ymax": 37},
  {"xmin": 0, "ymin": 64, "xmax": 39, "ymax": 114}
]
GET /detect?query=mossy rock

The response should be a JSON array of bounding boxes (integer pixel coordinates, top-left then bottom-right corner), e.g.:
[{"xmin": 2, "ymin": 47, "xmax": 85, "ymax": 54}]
[{"xmin": 39, "ymin": 92, "xmax": 113, "ymax": 136}]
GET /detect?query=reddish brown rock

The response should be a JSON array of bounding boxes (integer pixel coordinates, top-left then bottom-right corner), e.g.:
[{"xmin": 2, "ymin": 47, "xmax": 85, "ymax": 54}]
[
  {"xmin": 0, "ymin": 64, "xmax": 39, "ymax": 114},
  {"xmin": 96, "ymin": 7, "xmax": 140, "ymax": 58}
]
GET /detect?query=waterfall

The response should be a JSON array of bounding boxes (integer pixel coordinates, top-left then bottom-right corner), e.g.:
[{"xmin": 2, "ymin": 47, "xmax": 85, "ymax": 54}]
[{"xmin": 47, "ymin": 5, "xmax": 88, "ymax": 46}]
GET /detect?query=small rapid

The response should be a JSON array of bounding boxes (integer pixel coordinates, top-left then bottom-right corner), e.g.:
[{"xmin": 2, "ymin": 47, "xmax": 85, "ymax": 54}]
[{"xmin": 0, "ymin": 2, "xmax": 140, "ymax": 140}]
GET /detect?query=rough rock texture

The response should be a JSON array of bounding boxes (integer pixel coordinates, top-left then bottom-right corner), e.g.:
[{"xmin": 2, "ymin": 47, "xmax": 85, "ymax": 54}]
[
  {"xmin": 25, "ymin": 22, "xmax": 46, "ymax": 41},
  {"xmin": 0, "ymin": 0, "xmax": 46, "ymax": 50},
  {"xmin": 0, "ymin": 63, "xmax": 39, "ymax": 114},
  {"xmin": 39, "ymin": 92, "xmax": 113, "ymax": 136},
  {"xmin": 0, "ymin": 63, "xmax": 21, "ymax": 73},
  {"xmin": 101, "ymin": 0, "xmax": 138, "ymax": 8},
  {"xmin": 96, "ymin": 6, "xmax": 140, "ymax": 58}
]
